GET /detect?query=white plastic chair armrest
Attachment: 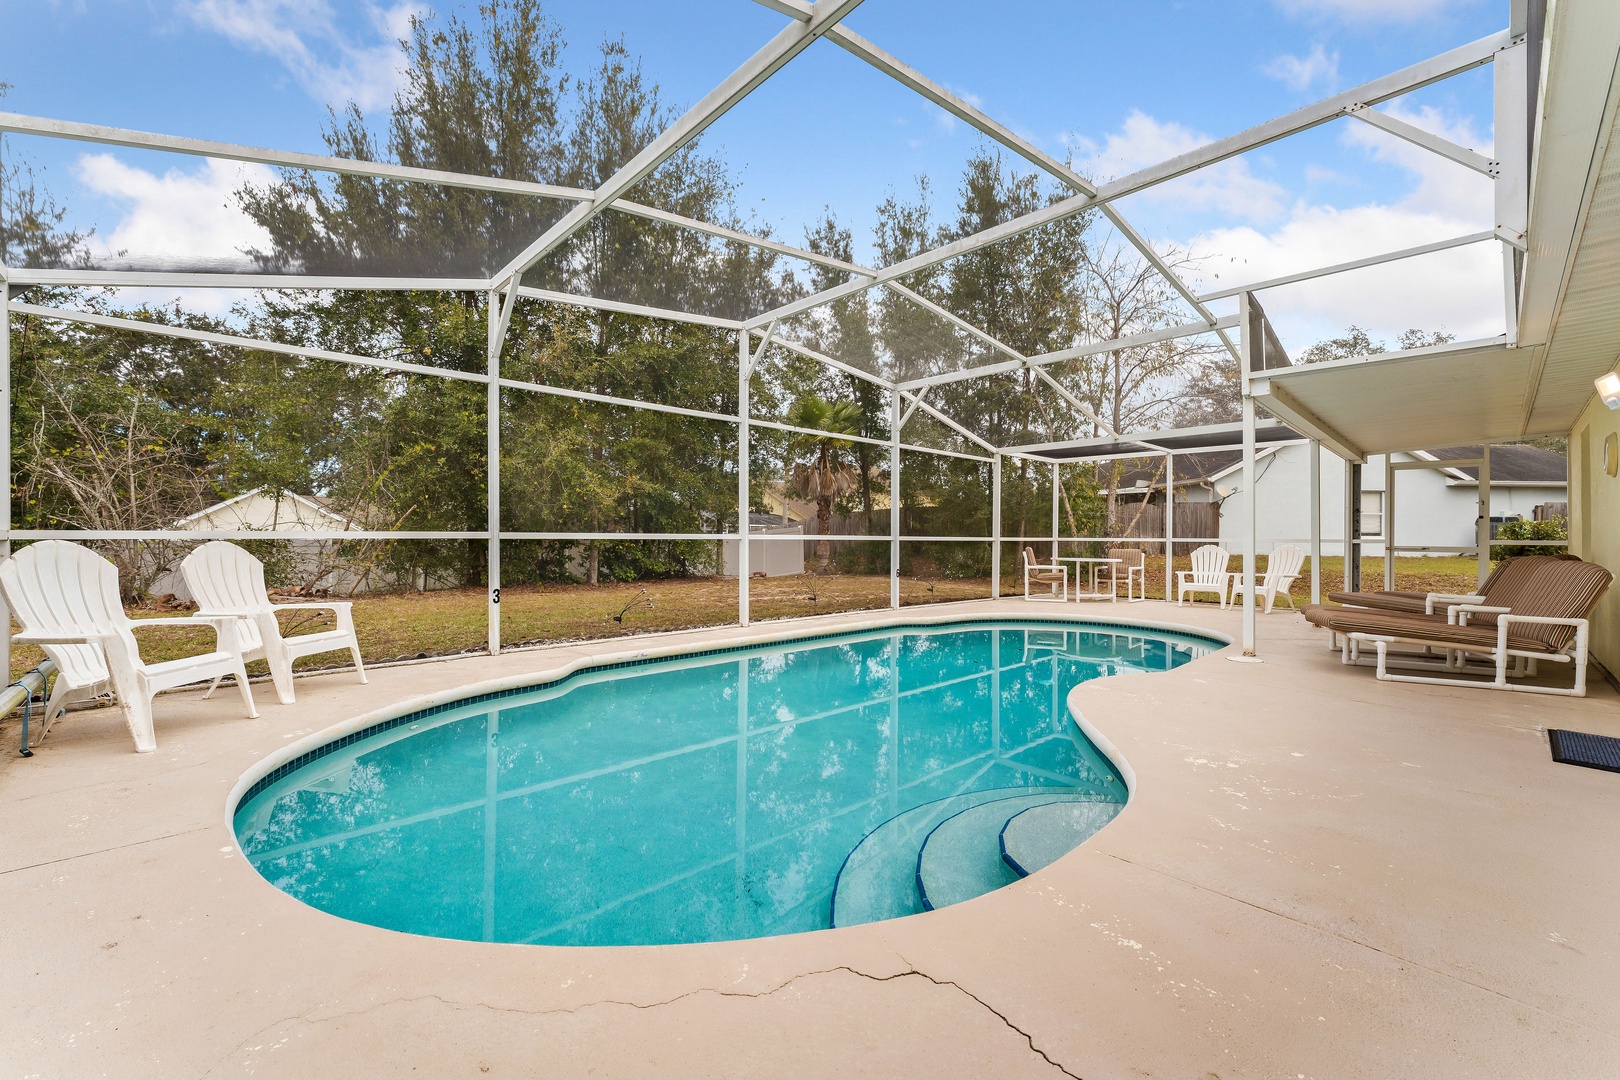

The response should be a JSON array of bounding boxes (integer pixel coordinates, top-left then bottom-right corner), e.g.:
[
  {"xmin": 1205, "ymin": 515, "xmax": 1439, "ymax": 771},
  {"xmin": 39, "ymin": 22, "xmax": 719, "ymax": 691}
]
[
  {"xmin": 129, "ymin": 615, "xmax": 253, "ymax": 629},
  {"xmin": 13, "ymin": 631, "xmax": 103, "ymax": 645}
]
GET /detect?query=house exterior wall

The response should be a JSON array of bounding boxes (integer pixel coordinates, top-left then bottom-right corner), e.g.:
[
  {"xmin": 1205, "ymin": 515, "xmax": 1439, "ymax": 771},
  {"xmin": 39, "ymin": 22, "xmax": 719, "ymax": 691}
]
[
  {"xmin": 1214, "ymin": 444, "xmax": 1566, "ymax": 557},
  {"xmin": 1570, "ymin": 393, "xmax": 1620, "ymax": 678},
  {"xmin": 183, "ymin": 492, "xmax": 341, "ymax": 531}
]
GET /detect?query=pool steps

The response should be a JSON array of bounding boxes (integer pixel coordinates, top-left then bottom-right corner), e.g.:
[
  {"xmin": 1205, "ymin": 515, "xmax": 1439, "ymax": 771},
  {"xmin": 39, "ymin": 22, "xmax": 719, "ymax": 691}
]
[{"xmin": 830, "ymin": 787, "xmax": 1124, "ymax": 927}]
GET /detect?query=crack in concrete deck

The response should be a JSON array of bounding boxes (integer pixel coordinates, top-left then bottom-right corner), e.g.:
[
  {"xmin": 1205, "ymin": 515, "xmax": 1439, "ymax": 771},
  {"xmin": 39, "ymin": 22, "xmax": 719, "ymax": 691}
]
[
  {"xmin": 0, "ymin": 825, "xmax": 210, "ymax": 877},
  {"xmin": 199, "ymin": 959, "xmax": 1083, "ymax": 1080}
]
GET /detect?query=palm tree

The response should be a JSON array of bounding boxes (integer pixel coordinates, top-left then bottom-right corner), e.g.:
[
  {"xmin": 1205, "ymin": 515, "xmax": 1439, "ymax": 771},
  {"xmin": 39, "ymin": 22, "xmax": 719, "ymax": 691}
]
[{"xmin": 784, "ymin": 396, "xmax": 864, "ymax": 571}]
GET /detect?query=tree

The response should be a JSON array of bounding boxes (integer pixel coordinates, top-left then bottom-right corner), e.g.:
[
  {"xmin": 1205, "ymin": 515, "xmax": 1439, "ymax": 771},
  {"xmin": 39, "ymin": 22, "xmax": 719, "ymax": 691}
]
[
  {"xmin": 235, "ymin": 1, "xmax": 791, "ymax": 589},
  {"xmin": 784, "ymin": 396, "xmax": 863, "ymax": 570},
  {"xmin": 1299, "ymin": 324, "xmax": 1454, "ymax": 364}
]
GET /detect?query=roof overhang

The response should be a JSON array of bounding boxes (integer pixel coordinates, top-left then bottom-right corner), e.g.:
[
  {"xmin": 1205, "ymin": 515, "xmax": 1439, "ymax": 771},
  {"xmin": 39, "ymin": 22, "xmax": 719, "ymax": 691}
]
[
  {"xmin": 1248, "ymin": 337, "xmax": 1561, "ymax": 462},
  {"xmin": 1009, "ymin": 419, "xmax": 1303, "ymax": 462}
]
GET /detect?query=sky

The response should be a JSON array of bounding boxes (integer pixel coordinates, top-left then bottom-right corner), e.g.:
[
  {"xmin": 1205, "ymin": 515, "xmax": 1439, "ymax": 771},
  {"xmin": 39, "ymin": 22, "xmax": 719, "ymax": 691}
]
[{"xmin": 0, "ymin": 0, "xmax": 1510, "ymax": 349}]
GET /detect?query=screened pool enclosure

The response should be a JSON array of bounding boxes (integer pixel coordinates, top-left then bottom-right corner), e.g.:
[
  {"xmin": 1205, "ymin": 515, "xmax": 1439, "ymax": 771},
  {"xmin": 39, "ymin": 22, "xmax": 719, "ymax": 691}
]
[{"xmin": 0, "ymin": 1, "xmax": 1540, "ymax": 665}]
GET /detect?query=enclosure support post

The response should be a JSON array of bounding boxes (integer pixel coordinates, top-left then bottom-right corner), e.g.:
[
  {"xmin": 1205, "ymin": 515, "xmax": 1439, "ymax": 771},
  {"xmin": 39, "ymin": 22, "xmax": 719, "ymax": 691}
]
[
  {"xmin": 1346, "ymin": 462, "xmax": 1362, "ymax": 593},
  {"xmin": 1238, "ymin": 292, "xmax": 1258, "ymax": 657},
  {"xmin": 1309, "ymin": 439, "xmax": 1322, "ymax": 605},
  {"xmin": 738, "ymin": 332, "xmax": 751, "ymax": 626},
  {"xmin": 1477, "ymin": 443, "xmax": 1492, "ymax": 588},
  {"xmin": 0, "ymin": 274, "xmax": 10, "ymax": 687},
  {"xmin": 991, "ymin": 454, "xmax": 1002, "ymax": 599},
  {"xmin": 1240, "ymin": 396, "xmax": 1257, "ymax": 656},
  {"xmin": 1384, "ymin": 451, "xmax": 1396, "ymax": 591},
  {"xmin": 1051, "ymin": 462, "xmax": 1060, "ymax": 560},
  {"xmin": 485, "ymin": 286, "xmax": 514, "ymax": 656},
  {"xmin": 1164, "ymin": 452, "xmax": 1175, "ymax": 599},
  {"xmin": 890, "ymin": 391, "xmax": 901, "ymax": 609}
]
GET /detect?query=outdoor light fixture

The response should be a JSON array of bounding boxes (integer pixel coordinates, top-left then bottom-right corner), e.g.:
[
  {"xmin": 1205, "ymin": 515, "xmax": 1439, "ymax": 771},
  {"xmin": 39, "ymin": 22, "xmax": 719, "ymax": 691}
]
[{"xmin": 1596, "ymin": 371, "xmax": 1620, "ymax": 409}]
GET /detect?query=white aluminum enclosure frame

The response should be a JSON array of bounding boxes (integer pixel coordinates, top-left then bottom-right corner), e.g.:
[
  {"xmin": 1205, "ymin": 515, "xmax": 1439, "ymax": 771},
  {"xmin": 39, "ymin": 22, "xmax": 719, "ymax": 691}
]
[{"xmin": 0, "ymin": 4, "xmax": 1533, "ymax": 677}]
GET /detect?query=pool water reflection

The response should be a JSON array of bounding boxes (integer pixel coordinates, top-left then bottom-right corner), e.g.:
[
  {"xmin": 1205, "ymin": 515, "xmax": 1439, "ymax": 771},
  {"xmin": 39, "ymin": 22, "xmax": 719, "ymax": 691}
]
[{"xmin": 234, "ymin": 622, "xmax": 1215, "ymax": 946}]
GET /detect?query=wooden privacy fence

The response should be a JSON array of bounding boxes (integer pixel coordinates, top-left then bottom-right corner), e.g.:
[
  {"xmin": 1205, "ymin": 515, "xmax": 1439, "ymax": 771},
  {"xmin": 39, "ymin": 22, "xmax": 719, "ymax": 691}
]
[
  {"xmin": 1533, "ymin": 501, "xmax": 1569, "ymax": 522},
  {"xmin": 1106, "ymin": 501, "xmax": 1221, "ymax": 555}
]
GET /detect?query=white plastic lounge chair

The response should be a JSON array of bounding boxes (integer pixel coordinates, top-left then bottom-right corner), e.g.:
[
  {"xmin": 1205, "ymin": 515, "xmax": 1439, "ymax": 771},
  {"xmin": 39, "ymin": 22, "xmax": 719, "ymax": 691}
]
[
  {"xmin": 1022, "ymin": 546, "xmax": 1068, "ymax": 602},
  {"xmin": 1109, "ymin": 546, "xmax": 1146, "ymax": 602},
  {"xmin": 181, "ymin": 541, "xmax": 366, "ymax": 706},
  {"xmin": 0, "ymin": 540, "xmax": 257, "ymax": 753},
  {"xmin": 1229, "ymin": 544, "xmax": 1306, "ymax": 613},
  {"xmin": 1176, "ymin": 545, "xmax": 1231, "ymax": 607}
]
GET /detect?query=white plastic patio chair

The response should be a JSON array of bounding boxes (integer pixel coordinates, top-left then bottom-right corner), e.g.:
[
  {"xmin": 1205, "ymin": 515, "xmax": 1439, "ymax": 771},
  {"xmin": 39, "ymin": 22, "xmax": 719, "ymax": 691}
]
[
  {"xmin": 1022, "ymin": 546, "xmax": 1068, "ymax": 602},
  {"xmin": 1176, "ymin": 545, "xmax": 1232, "ymax": 607},
  {"xmin": 1229, "ymin": 544, "xmax": 1307, "ymax": 613},
  {"xmin": 181, "ymin": 541, "xmax": 366, "ymax": 706},
  {"xmin": 28, "ymin": 642, "xmax": 115, "ymax": 748},
  {"xmin": 0, "ymin": 540, "xmax": 257, "ymax": 754}
]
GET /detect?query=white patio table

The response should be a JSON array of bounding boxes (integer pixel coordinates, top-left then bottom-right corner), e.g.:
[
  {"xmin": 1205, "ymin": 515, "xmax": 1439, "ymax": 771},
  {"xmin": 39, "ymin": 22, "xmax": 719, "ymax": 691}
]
[{"xmin": 1057, "ymin": 556, "xmax": 1120, "ymax": 602}]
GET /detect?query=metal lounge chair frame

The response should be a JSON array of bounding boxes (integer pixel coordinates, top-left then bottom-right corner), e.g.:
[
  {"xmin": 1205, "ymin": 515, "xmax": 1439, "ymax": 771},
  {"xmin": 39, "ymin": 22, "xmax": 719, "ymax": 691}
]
[{"xmin": 1022, "ymin": 546, "xmax": 1068, "ymax": 602}]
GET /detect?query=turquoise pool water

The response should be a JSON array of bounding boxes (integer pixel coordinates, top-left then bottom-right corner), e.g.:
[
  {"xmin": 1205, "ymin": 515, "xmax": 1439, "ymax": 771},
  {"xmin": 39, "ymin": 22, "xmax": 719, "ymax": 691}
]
[{"xmin": 233, "ymin": 620, "xmax": 1216, "ymax": 946}]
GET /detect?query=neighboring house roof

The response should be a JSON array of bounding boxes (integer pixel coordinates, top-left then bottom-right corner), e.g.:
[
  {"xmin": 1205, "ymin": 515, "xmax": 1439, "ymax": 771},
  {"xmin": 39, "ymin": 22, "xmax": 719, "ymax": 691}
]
[
  {"xmin": 1419, "ymin": 445, "xmax": 1568, "ymax": 485},
  {"xmin": 175, "ymin": 488, "xmax": 357, "ymax": 530},
  {"xmin": 1104, "ymin": 451, "xmax": 1252, "ymax": 493}
]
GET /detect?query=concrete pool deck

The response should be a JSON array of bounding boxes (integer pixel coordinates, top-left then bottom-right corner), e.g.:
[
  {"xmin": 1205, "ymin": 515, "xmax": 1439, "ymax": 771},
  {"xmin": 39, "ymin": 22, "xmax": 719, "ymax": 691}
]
[{"xmin": 3, "ymin": 598, "xmax": 1618, "ymax": 1079}]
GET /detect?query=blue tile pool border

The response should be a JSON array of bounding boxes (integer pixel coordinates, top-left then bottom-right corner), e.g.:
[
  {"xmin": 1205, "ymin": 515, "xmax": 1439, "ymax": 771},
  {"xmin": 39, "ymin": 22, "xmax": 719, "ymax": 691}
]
[{"xmin": 236, "ymin": 617, "xmax": 1224, "ymax": 811}]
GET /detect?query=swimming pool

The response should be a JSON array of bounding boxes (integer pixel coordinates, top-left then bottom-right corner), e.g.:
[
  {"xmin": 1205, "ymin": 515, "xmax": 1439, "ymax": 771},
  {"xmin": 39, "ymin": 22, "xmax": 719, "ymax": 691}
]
[{"xmin": 233, "ymin": 620, "xmax": 1217, "ymax": 946}]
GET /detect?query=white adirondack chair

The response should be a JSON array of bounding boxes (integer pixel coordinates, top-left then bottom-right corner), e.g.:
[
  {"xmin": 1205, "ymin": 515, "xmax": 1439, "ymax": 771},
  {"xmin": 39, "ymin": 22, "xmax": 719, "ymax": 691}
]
[
  {"xmin": 0, "ymin": 540, "xmax": 257, "ymax": 753},
  {"xmin": 1230, "ymin": 544, "xmax": 1307, "ymax": 613},
  {"xmin": 1176, "ymin": 545, "xmax": 1232, "ymax": 607},
  {"xmin": 30, "ymin": 643, "xmax": 115, "ymax": 747},
  {"xmin": 181, "ymin": 541, "xmax": 366, "ymax": 706}
]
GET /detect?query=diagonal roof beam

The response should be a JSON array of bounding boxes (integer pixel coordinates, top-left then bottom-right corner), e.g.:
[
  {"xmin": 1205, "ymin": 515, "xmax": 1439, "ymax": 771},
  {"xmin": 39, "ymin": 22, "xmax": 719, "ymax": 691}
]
[
  {"xmin": 494, "ymin": 0, "xmax": 866, "ymax": 284},
  {"xmin": 1345, "ymin": 104, "xmax": 1498, "ymax": 176},
  {"xmin": 814, "ymin": 20, "xmax": 1239, "ymax": 359},
  {"xmin": 746, "ymin": 29, "xmax": 1510, "ymax": 331},
  {"xmin": 898, "ymin": 314, "xmax": 1240, "ymax": 391},
  {"xmin": 2, "ymin": 108, "xmax": 1035, "ymax": 364},
  {"xmin": 746, "ymin": 1, "xmax": 1239, "ymax": 360}
]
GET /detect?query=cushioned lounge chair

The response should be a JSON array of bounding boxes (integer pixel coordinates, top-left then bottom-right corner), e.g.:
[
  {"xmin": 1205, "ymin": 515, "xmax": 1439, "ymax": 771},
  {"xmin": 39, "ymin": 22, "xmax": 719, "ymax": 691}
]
[
  {"xmin": 1301, "ymin": 558, "xmax": 1611, "ymax": 697},
  {"xmin": 1322, "ymin": 553, "xmax": 1571, "ymax": 615}
]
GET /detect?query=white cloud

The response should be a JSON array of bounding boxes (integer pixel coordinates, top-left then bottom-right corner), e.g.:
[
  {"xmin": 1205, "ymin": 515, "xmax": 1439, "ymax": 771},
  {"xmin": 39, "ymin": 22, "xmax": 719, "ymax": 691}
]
[
  {"xmin": 1275, "ymin": 0, "xmax": 1476, "ymax": 23},
  {"xmin": 1070, "ymin": 111, "xmax": 1288, "ymax": 222},
  {"xmin": 1262, "ymin": 44, "xmax": 1340, "ymax": 93},
  {"xmin": 932, "ymin": 85, "xmax": 985, "ymax": 135},
  {"xmin": 184, "ymin": 0, "xmax": 422, "ymax": 110},
  {"xmin": 1184, "ymin": 103, "xmax": 1501, "ymax": 348},
  {"xmin": 76, "ymin": 152, "xmax": 277, "ymax": 271}
]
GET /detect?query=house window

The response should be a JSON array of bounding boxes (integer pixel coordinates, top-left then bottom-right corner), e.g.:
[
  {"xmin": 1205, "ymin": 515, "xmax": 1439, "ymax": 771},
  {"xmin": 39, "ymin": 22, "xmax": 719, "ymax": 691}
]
[{"xmin": 1360, "ymin": 491, "xmax": 1385, "ymax": 538}]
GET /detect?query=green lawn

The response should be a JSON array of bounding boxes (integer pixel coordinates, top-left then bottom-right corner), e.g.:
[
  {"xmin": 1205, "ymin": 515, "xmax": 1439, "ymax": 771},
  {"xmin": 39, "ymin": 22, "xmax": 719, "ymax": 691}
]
[{"xmin": 5, "ymin": 555, "xmax": 1487, "ymax": 682}]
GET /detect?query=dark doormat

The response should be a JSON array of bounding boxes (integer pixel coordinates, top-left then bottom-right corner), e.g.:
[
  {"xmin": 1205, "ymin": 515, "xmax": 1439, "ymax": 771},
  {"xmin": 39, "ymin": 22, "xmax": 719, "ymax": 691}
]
[{"xmin": 1548, "ymin": 729, "xmax": 1620, "ymax": 774}]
